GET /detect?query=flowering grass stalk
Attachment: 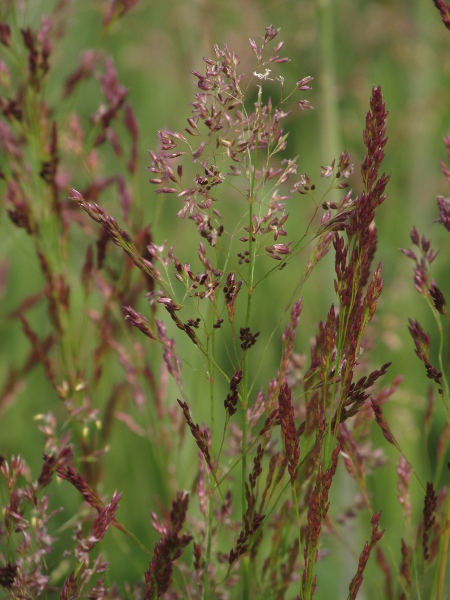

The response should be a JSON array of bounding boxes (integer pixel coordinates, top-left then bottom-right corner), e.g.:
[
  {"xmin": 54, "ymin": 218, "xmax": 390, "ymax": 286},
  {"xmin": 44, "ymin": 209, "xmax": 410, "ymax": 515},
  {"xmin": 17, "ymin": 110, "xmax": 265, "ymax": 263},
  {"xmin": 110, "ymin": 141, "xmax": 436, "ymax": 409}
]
[{"xmin": 72, "ymin": 31, "xmax": 391, "ymax": 599}]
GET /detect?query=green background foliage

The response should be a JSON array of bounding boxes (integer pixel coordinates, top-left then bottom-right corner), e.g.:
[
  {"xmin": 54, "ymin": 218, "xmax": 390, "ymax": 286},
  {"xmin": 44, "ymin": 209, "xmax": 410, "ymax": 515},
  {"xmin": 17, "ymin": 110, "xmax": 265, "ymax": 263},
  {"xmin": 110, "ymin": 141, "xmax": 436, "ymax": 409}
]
[{"xmin": 1, "ymin": 1, "xmax": 449, "ymax": 597}]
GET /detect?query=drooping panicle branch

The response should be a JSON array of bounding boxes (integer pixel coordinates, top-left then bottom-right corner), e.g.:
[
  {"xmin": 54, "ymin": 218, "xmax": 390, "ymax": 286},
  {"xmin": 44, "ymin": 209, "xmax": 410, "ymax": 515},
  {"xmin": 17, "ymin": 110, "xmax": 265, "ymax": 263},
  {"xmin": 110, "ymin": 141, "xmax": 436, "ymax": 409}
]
[
  {"xmin": 347, "ymin": 511, "xmax": 385, "ymax": 599},
  {"xmin": 145, "ymin": 492, "xmax": 193, "ymax": 599}
]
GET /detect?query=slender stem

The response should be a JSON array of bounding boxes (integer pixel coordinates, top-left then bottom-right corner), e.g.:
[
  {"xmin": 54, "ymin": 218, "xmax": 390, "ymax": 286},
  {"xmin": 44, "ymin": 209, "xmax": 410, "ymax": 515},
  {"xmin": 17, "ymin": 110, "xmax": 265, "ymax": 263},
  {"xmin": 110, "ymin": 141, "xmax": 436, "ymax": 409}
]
[
  {"xmin": 318, "ymin": 0, "xmax": 341, "ymax": 169},
  {"xmin": 431, "ymin": 305, "xmax": 450, "ymax": 421},
  {"xmin": 241, "ymin": 232, "xmax": 252, "ymax": 600},
  {"xmin": 112, "ymin": 521, "xmax": 151, "ymax": 555},
  {"xmin": 240, "ymin": 128, "xmax": 258, "ymax": 600},
  {"xmin": 202, "ymin": 330, "xmax": 216, "ymax": 599}
]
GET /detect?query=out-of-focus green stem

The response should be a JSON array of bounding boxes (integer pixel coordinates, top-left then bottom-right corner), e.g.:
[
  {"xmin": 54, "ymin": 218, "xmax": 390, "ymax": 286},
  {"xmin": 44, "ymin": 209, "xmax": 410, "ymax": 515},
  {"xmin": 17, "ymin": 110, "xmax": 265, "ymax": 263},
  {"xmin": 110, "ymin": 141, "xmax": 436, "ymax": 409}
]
[
  {"xmin": 409, "ymin": 0, "xmax": 437, "ymax": 227},
  {"xmin": 432, "ymin": 306, "xmax": 450, "ymax": 422},
  {"xmin": 318, "ymin": 0, "xmax": 341, "ymax": 168},
  {"xmin": 432, "ymin": 488, "xmax": 449, "ymax": 599}
]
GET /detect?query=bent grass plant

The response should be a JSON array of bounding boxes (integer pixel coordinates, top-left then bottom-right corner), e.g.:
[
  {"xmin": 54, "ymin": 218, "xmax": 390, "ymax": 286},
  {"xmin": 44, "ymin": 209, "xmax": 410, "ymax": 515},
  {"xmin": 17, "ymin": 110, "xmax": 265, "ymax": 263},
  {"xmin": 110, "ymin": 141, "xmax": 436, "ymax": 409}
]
[{"xmin": 0, "ymin": 2, "xmax": 449, "ymax": 599}]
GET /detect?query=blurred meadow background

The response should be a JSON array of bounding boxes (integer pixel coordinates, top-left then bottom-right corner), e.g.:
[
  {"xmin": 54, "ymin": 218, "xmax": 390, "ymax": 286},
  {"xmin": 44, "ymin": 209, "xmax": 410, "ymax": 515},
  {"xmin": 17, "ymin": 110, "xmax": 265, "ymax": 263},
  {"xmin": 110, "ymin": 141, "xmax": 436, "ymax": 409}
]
[{"xmin": 1, "ymin": 0, "xmax": 449, "ymax": 598}]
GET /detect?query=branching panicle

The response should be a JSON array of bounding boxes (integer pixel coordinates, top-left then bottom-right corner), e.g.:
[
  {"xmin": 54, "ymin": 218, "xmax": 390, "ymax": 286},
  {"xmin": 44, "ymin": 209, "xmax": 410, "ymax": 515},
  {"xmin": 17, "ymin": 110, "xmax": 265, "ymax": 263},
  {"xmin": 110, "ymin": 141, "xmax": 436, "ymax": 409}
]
[{"xmin": 348, "ymin": 512, "xmax": 385, "ymax": 600}]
